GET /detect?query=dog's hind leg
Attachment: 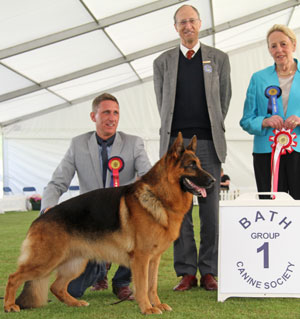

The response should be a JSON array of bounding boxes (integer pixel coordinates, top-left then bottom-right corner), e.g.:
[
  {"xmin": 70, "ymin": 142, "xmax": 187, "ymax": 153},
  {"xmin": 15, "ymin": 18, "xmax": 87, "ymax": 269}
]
[
  {"xmin": 4, "ymin": 270, "xmax": 31, "ymax": 312},
  {"xmin": 50, "ymin": 258, "xmax": 89, "ymax": 307},
  {"xmin": 4, "ymin": 266, "xmax": 51, "ymax": 312},
  {"xmin": 148, "ymin": 255, "xmax": 172, "ymax": 312},
  {"xmin": 5, "ymin": 229, "xmax": 69, "ymax": 312},
  {"xmin": 16, "ymin": 277, "xmax": 50, "ymax": 309},
  {"xmin": 131, "ymin": 252, "xmax": 162, "ymax": 315}
]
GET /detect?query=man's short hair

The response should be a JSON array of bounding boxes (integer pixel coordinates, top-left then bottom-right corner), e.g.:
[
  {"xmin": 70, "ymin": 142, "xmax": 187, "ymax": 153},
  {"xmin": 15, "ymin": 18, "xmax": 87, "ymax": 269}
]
[
  {"xmin": 173, "ymin": 5, "xmax": 200, "ymax": 24},
  {"xmin": 92, "ymin": 93, "xmax": 119, "ymax": 113}
]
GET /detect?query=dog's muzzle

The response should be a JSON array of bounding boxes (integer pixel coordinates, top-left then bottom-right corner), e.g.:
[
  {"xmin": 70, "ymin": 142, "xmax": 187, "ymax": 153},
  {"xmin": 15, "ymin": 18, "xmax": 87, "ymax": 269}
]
[{"xmin": 182, "ymin": 178, "xmax": 207, "ymax": 197}]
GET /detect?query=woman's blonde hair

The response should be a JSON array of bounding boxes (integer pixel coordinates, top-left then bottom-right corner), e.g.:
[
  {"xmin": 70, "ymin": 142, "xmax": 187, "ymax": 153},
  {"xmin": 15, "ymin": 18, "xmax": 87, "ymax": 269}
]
[{"xmin": 267, "ymin": 24, "xmax": 297, "ymax": 46}]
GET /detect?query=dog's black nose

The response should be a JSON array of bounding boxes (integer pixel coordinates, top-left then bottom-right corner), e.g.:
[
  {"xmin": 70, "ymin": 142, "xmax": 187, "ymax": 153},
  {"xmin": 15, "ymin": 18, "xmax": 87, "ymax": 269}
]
[{"xmin": 207, "ymin": 176, "xmax": 215, "ymax": 189}]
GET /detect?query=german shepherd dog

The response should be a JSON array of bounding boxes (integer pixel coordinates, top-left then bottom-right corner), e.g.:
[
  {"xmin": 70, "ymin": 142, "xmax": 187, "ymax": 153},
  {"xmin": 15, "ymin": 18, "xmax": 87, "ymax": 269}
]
[{"xmin": 4, "ymin": 133, "xmax": 215, "ymax": 315}]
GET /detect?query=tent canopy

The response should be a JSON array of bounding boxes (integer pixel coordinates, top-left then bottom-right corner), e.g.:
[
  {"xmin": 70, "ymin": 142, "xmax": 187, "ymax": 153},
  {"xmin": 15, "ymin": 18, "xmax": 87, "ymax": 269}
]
[{"xmin": 1, "ymin": 0, "xmax": 300, "ymax": 126}]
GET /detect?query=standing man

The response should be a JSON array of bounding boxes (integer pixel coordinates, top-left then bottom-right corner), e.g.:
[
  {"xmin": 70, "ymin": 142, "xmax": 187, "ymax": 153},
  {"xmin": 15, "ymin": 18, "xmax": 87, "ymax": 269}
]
[
  {"xmin": 41, "ymin": 93, "xmax": 151, "ymax": 300},
  {"xmin": 153, "ymin": 5, "xmax": 231, "ymax": 291}
]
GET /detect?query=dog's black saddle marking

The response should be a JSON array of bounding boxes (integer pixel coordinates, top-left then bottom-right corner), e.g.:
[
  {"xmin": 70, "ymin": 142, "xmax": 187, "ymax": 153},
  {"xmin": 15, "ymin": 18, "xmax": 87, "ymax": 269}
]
[{"xmin": 36, "ymin": 186, "xmax": 131, "ymax": 236}]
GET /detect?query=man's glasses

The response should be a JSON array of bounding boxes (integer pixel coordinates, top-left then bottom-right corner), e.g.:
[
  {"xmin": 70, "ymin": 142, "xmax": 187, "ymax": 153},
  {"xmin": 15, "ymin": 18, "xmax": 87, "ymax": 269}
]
[{"xmin": 176, "ymin": 18, "xmax": 200, "ymax": 26}]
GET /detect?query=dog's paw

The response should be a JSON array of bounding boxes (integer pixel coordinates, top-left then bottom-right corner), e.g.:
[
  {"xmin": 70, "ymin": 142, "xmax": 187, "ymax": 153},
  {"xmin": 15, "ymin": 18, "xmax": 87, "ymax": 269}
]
[
  {"xmin": 142, "ymin": 306, "xmax": 163, "ymax": 315},
  {"xmin": 157, "ymin": 303, "xmax": 172, "ymax": 312},
  {"xmin": 67, "ymin": 299, "xmax": 89, "ymax": 307},
  {"xmin": 77, "ymin": 300, "xmax": 89, "ymax": 307},
  {"xmin": 4, "ymin": 303, "xmax": 21, "ymax": 312}
]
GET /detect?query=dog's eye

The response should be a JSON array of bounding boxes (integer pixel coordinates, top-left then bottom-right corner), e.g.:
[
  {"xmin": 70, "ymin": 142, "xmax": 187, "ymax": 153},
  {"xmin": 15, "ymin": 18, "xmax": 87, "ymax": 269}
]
[{"xmin": 188, "ymin": 162, "xmax": 196, "ymax": 169}]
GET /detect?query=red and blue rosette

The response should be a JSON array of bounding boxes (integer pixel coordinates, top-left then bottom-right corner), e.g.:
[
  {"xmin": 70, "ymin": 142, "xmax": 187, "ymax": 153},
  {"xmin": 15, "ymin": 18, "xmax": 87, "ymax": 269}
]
[
  {"xmin": 108, "ymin": 156, "xmax": 124, "ymax": 187},
  {"xmin": 269, "ymin": 129, "xmax": 297, "ymax": 192}
]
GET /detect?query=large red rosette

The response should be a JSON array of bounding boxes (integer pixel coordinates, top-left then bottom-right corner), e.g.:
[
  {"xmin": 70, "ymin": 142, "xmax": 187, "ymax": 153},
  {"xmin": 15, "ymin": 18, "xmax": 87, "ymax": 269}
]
[{"xmin": 269, "ymin": 129, "xmax": 297, "ymax": 192}]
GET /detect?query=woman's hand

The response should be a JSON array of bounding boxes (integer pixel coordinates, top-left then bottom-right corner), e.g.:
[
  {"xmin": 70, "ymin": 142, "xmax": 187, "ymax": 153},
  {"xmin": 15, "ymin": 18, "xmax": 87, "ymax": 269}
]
[
  {"xmin": 262, "ymin": 115, "xmax": 284, "ymax": 130},
  {"xmin": 284, "ymin": 115, "xmax": 300, "ymax": 130}
]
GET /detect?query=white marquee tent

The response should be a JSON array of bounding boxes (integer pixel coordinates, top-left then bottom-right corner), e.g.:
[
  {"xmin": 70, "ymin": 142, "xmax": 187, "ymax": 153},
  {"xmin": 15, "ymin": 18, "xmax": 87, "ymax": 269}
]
[{"xmin": 1, "ymin": 0, "xmax": 300, "ymax": 199}]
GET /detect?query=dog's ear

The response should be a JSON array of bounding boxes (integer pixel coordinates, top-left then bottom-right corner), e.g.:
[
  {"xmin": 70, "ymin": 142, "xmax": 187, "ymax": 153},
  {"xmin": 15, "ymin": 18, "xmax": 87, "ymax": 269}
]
[
  {"xmin": 186, "ymin": 135, "xmax": 197, "ymax": 153},
  {"xmin": 167, "ymin": 132, "xmax": 185, "ymax": 158}
]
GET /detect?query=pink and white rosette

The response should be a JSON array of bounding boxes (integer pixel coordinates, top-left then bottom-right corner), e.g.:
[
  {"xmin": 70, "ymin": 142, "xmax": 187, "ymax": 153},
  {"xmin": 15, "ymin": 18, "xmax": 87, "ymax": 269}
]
[{"xmin": 269, "ymin": 128, "xmax": 297, "ymax": 192}]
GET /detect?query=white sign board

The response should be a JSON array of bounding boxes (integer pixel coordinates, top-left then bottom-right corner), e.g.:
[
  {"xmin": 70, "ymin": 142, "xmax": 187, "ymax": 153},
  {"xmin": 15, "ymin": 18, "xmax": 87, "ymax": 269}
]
[{"xmin": 218, "ymin": 193, "xmax": 300, "ymax": 302}]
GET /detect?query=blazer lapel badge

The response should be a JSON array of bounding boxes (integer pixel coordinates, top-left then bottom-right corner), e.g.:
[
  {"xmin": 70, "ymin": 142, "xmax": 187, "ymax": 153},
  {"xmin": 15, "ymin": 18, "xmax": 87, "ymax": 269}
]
[{"xmin": 203, "ymin": 60, "xmax": 212, "ymax": 73}]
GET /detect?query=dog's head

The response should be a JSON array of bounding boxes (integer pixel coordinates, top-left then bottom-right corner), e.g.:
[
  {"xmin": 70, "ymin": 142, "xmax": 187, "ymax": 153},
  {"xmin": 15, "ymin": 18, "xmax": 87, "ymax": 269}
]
[{"xmin": 166, "ymin": 132, "xmax": 215, "ymax": 197}]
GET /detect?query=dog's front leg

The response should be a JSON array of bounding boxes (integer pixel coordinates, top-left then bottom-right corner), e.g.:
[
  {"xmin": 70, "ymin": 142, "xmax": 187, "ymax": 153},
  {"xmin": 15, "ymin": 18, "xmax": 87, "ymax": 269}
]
[
  {"xmin": 131, "ymin": 252, "xmax": 162, "ymax": 315},
  {"xmin": 148, "ymin": 255, "xmax": 172, "ymax": 312}
]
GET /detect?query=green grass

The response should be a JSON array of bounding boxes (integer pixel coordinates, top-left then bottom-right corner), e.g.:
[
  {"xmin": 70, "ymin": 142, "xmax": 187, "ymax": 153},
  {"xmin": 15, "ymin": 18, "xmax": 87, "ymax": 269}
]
[{"xmin": 1, "ymin": 209, "xmax": 300, "ymax": 318}]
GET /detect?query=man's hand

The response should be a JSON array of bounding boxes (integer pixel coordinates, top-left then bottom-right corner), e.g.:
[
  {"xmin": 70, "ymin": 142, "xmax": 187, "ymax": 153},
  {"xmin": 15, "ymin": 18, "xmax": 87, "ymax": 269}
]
[{"xmin": 40, "ymin": 207, "xmax": 51, "ymax": 214}]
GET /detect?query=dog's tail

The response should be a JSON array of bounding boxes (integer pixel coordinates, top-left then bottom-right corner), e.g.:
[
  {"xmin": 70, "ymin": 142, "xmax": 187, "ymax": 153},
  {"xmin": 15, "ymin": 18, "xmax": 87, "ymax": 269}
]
[{"xmin": 15, "ymin": 278, "xmax": 49, "ymax": 309}]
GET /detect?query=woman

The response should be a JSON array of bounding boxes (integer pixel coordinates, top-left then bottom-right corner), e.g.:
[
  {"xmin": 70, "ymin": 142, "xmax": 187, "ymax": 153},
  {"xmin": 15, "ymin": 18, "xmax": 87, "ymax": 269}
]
[{"xmin": 240, "ymin": 24, "xmax": 300, "ymax": 199}]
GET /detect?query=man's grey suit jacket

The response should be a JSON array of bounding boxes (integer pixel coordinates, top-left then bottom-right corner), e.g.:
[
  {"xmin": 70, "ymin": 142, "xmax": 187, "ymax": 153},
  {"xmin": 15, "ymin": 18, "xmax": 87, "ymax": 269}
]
[
  {"xmin": 41, "ymin": 131, "xmax": 151, "ymax": 210},
  {"xmin": 153, "ymin": 43, "xmax": 232, "ymax": 162}
]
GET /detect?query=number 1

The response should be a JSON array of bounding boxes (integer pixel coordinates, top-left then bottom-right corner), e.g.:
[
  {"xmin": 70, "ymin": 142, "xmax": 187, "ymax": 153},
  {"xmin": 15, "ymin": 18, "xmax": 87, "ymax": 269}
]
[{"xmin": 257, "ymin": 242, "xmax": 269, "ymax": 268}]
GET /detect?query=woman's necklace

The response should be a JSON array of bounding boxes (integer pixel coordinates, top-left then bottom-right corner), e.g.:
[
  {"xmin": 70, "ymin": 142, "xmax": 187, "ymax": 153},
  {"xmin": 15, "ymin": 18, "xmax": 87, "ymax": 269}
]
[{"xmin": 277, "ymin": 64, "xmax": 296, "ymax": 76}]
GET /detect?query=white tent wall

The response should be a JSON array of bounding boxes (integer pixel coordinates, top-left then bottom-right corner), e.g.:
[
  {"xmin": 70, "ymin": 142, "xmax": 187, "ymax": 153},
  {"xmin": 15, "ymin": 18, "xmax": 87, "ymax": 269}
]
[
  {"xmin": 2, "ymin": 81, "xmax": 161, "ymax": 195},
  {"xmin": 0, "ymin": 135, "xmax": 3, "ymax": 197},
  {"xmin": 2, "ymin": 28, "xmax": 300, "ymax": 196}
]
